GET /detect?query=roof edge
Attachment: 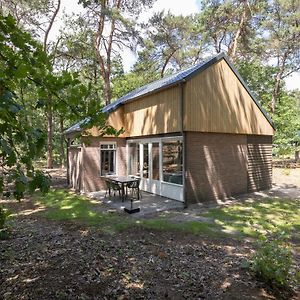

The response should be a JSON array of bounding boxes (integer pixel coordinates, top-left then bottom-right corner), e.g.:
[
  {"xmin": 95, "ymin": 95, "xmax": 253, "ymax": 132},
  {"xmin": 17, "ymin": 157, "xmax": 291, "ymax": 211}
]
[
  {"xmin": 221, "ymin": 56, "xmax": 275, "ymax": 130},
  {"xmin": 102, "ymin": 53, "xmax": 226, "ymax": 114}
]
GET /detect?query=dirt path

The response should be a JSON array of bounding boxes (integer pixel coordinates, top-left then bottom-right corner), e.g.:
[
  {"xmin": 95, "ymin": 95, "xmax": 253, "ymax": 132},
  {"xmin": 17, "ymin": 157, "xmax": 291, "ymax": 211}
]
[
  {"xmin": 1, "ymin": 203, "xmax": 293, "ymax": 300},
  {"xmin": 0, "ymin": 167, "xmax": 299, "ymax": 299}
]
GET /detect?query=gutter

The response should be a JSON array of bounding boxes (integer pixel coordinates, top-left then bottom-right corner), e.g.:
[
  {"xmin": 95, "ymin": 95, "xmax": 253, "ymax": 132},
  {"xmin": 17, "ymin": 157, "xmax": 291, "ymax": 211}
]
[{"xmin": 179, "ymin": 80, "xmax": 188, "ymax": 208}]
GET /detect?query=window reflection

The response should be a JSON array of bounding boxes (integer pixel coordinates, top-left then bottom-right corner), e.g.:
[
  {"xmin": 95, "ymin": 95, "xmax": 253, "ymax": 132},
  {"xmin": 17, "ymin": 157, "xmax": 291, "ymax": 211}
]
[
  {"xmin": 128, "ymin": 143, "xmax": 140, "ymax": 176},
  {"xmin": 162, "ymin": 140, "xmax": 183, "ymax": 185},
  {"xmin": 100, "ymin": 144, "xmax": 116, "ymax": 175},
  {"xmin": 143, "ymin": 143, "xmax": 149, "ymax": 178},
  {"xmin": 152, "ymin": 142, "xmax": 160, "ymax": 180}
]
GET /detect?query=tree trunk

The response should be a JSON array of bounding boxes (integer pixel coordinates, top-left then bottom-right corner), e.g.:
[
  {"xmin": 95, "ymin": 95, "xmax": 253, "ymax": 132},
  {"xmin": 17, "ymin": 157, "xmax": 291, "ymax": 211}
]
[
  {"xmin": 43, "ymin": 0, "xmax": 61, "ymax": 52},
  {"xmin": 47, "ymin": 103, "xmax": 53, "ymax": 169},
  {"xmin": 44, "ymin": 0, "xmax": 61, "ymax": 169},
  {"xmin": 60, "ymin": 117, "xmax": 65, "ymax": 168},
  {"xmin": 161, "ymin": 49, "xmax": 177, "ymax": 78},
  {"xmin": 103, "ymin": 71, "xmax": 112, "ymax": 106},
  {"xmin": 228, "ymin": 0, "xmax": 250, "ymax": 60},
  {"xmin": 270, "ymin": 51, "xmax": 288, "ymax": 113}
]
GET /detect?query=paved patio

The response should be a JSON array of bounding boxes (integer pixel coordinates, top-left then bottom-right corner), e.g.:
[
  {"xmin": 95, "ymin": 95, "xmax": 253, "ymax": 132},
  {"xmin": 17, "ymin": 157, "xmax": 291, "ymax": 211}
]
[{"xmin": 88, "ymin": 190, "xmax": 184, "ymax": 217}]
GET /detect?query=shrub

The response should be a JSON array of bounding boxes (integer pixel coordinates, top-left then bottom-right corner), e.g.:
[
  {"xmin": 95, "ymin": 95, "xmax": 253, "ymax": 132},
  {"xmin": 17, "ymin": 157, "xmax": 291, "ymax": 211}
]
[
  {"xmin": 251, "ymin": 231, "xmax": 299, "ymax": 289},
  {"xmin": 0, "ymin": 206, "xmax": 6, "ymax": 229},
  {"xmin": 0, "ymin": 206, "xmax": 10, "ymax": 240}
]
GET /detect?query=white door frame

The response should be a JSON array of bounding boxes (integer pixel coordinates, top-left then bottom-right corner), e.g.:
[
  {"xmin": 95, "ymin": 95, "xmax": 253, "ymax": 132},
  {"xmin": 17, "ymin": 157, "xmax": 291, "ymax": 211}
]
[{"xmin": 126, "ymin": 136, "xmax": 184, "ymax": 202}]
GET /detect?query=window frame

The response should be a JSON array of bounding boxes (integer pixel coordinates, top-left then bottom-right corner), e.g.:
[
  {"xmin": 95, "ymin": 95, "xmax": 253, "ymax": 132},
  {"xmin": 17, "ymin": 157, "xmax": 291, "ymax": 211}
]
[
  {"xmin": 100, "ymin": 142, "xmax": 117, "ymax": 176},
  {"xmin": 161, "ymin": 139, "xmax": 183, "ymax": 186}
]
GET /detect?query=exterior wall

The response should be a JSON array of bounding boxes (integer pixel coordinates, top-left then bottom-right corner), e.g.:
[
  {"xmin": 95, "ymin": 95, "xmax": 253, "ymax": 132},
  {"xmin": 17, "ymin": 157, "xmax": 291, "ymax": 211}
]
[
  {"xmin": 87, "ymin": 107, "xmax": 127, "ymax": 138},
  {"xmin": 184, "ymin": 59, "xmax": 274, "ymax": 136},
  {"xmin": 123, "ymin": 85, "xmax": 181, "ymax": 137},
  {"xmin": 247, "ymin": 135, "xmax": 272, "ymax": 192},
  {"xmin": 185, "ymin": 132, "xmax": 273, "ymax": 204},
  {"xmin": 81, "ymin": 137, "xmax": 127, "ymax": 192},
  {"xmin": 185, "ymin": 132, "xmax": 248, "ymax": 203},
  {"xmin": 68, "ymin": 146, "xmax": 82, "ymax": 192}
]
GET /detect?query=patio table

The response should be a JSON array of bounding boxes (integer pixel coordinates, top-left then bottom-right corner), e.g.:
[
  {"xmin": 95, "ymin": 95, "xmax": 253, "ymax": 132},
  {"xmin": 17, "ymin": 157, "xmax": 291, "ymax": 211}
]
[{"xmin": 106, "ymin": 176, "xmax": 140, "ymax": 201}]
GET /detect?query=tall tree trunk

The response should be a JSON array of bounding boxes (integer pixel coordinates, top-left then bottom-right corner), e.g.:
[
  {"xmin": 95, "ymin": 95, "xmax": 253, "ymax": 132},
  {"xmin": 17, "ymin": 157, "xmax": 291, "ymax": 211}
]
[
  {"xmin": 228, "ymin": 0, "xmax": 250, "ymax": 60},
  {"xmin": 43, "ymin": 0, "xmax": 61, "ymax": 52},
  {"xmin": 93, "ymin": 0, "xmax": 121, "ymax": 105},
  {"xmin": 160, "ymin": 49, "xmax": 177, "ymax": 78},
  {"xmin": 60, "ymin": 116, "xmax": 65, "ymax": 168},
  {"xmin": 270, "ymin": 51, "xmax": 288, "ymax": 113},
  {"xmin": 44, "ymin": 0, "xmax": 61, "ymax": 169},
  {"xmin": 47, "ymin": 101, "xmax": 53, "ymax": 169}
]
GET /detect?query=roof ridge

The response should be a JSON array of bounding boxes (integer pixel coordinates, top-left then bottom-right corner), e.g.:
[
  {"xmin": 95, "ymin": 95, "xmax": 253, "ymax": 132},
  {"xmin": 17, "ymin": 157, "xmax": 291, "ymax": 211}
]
[{"xmin": 103, "ymin": 53, "xmax": 225, "ymax": 113}]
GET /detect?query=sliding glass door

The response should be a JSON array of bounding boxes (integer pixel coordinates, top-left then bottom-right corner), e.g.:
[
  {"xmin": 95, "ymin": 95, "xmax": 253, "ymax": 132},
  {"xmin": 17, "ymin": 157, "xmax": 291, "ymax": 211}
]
[{"xmin": 127, "ymin": 137, "xmax": 183, "ymax": 201}]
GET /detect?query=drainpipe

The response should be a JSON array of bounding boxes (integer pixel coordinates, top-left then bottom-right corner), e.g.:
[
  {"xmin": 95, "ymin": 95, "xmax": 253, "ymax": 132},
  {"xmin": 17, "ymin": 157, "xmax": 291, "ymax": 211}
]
[
  {"xmin": 66, "ymin": 138, "xmax": 70, "ymax": 186},
  {"xmin": 180, "ymin": 80, "xmax": 188, "ymax": 209}
]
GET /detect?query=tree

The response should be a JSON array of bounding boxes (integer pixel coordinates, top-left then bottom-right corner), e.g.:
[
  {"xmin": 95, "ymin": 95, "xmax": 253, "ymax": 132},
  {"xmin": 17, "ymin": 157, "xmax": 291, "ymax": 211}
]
[
  {"xmin": 1, "ymin": 0, "xmax": 64, "ymax": 168},
  {"xmin": 262, "ymin": 0, "xmax": 300, "ymax": 113},
  {"xmin": 0, "ymin": 13, "xmax": 117, "ymax": 199},
  {"xmin": 135, "ymin": 11, "xmax": 204, "ymax": 78},
  {"xmin": 196, "ymin": 0, "xmax": 266, "ymax": 61},
  {"xmin": 0, "ymin": 13, "xmax": 51, "ymax": 199},
  {"xmin": 78, "ymin": 0, "xmax": 156, "ymax": 105}
]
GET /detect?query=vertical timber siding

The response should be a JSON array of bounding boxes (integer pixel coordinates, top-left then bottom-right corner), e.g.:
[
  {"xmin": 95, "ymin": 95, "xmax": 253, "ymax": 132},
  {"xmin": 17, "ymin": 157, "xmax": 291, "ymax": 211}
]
[
  {"xmin": 184, "ymin": 59, "xmax": 274, "ymax": 136},
  {"xmin": 247, "ymin": 135, "xmax": 272, "ymax": 192},
  {"xmin": 123, "ymin": 86, "xmax": 181, "ymax": 137},
  {"xmin": 185, "ymin": 132, "xmax": 248, "ymax": 203},
  {"xmin": 87, "ymin": 107, "xmax": 127, "ymax": 138}
]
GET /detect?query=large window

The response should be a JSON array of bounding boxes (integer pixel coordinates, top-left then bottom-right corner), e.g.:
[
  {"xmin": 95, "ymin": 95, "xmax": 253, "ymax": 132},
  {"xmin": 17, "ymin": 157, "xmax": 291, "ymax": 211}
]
[
  {"xmin": 162, "ymin": 140, "xmax": 183, "ymax": 185},
  {"xmin": 100, "ymin": 143, "xmax": 116, "ymax": 175},
  {"xmin": 143, "ymin": 143, "xmax": 149, "ymax": 178},
  {"xmin": 128, "ymin": 143, "xmax": 140, "ymax": 176},
  {"xmin": 152, "ymin": 142, "xmax": 160, "ymax": 180}
]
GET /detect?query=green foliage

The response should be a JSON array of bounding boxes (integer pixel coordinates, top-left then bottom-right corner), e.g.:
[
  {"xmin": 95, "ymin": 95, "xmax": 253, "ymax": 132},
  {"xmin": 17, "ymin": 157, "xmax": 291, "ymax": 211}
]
[
  {"xmin": 0, "ymin": 13, "xmax": 111, "ymax": 198},
  {"xmin": 238, "ymin": 61, "xmax": 300, "ymax": 156},
  {"xmin": 251, "ymin": 231, "xmax": 299, "ymax": 288},
  {"xmin": 273, "ymin": 92, "xmax": 300, "ymax": 156},
  {"xmin": 0, "ymin": 13, "xmax": 51, "ymax": 199},
  {"xmin": 136, "ymin": 11, "xmax": 203, "ymax": 78},
  {"xmin": 237, "ymin": 60, "xmax": 277, "ymax": 110}
]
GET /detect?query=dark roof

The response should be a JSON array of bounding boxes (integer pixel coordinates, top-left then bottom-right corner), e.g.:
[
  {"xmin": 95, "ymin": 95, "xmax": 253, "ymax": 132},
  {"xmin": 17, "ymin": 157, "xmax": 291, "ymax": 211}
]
[
  {"xmin": 65, "ymin": 52, "xmax": 274, "ymax": 135},
  {"xmin": 64, "ymin": 118, "xmax": 89, "ymax": 135},
  {"xmin": 102, "ymin": 54, "xmax": 220, "ymax": 114}
]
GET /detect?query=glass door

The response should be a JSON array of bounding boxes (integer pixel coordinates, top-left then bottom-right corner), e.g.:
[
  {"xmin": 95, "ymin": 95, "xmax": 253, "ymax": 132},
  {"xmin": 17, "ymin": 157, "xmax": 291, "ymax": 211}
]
[{"xmin": 127, "ymin": 137, "xmax": 183, "ymax": 201}]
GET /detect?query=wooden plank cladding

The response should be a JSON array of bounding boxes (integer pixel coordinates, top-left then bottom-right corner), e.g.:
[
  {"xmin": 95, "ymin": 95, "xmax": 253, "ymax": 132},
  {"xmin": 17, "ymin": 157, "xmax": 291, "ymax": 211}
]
[
  {"xmin": 89, "ymin": 107, "xmax": 127, "ymax": 137},
  {"xmin": 247, "ymin": 135, "xmax": 272, "ymax": 192},
  {"xmin": 184, "ymin": 59, "xmax": 274, "ymax": 136},
  {"xmin": 123, "ymin": 86, "xmax": 181, "ymax": 137}
]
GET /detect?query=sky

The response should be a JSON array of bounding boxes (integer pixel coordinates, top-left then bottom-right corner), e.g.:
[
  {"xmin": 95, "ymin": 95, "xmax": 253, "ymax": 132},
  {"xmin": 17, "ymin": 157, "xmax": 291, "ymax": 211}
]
[{"xmin": 53, "ymin": 0, "xmax": 299, "ymax": 91}]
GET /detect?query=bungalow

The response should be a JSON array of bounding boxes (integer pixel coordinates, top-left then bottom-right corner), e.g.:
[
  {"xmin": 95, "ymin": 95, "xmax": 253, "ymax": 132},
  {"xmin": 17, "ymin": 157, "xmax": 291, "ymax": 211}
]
[{"xmin": 65, "ymin": 53, "xmax": 274, "ymax": 206}]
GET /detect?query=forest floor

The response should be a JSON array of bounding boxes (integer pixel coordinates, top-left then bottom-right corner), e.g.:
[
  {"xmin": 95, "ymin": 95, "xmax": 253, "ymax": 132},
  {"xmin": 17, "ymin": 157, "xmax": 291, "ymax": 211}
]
[{"xmin": 0, "ymin": 167, "xmax": 299, "ymax": 300}]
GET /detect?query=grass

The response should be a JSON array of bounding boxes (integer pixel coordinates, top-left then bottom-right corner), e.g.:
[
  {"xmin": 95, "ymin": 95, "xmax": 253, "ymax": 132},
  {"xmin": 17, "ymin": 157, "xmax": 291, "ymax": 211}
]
[
  {"xmin": 34, "ymin": 189, "xmax": 133, "ymax": 231},
  {"xmin": 201, "ymin": 198, "xmax": 300, "ymax": 237},
  {"xmin": 33, "ymin": 189, "xmax": 300, "ymax": 238}
]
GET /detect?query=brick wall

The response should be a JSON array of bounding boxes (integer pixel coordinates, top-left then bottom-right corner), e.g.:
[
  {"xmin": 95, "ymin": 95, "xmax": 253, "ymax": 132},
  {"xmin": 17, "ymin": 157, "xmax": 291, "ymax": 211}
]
[
  {"xmin": 185, "ymin": 132, "xmax": 248, "ymax": 203},
  {"xmin": 81, "ymin": 137, "xmax": 127, "ymax": 192},
  {"xmin": 247, "ymin": 135, "xmax": 272, "ymax": 192},
  {"xmin": 68, "ymin": 147, "xmax": 82, "ymax": 192}
]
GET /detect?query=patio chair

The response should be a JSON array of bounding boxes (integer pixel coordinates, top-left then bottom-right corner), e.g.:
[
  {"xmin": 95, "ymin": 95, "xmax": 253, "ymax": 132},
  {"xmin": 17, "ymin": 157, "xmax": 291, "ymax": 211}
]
[
  {"xmin": 127, "ymin": 179, "xmax": 142, "ymax": 200},
  {"xmin": 105, "ymin": 179, "xmax": 121, "ymax": 198}
]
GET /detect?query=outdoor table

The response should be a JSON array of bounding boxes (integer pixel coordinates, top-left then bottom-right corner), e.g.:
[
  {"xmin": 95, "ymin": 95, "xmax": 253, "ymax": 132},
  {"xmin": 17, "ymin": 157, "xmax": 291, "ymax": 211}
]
[
  {"xmin": 106, "ymin": 176, "xmax": 141, "ymax": 214},
  {"xmin": 106, "ymin": 176, "xmax": 139, "ymax": 200}
]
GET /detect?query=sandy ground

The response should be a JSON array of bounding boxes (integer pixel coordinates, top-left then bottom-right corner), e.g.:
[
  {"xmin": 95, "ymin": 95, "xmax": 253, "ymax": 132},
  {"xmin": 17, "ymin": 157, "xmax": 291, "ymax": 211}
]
[{"xmin": 272, "ymin": 167, "xmax": 300, "ymax": 188}]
